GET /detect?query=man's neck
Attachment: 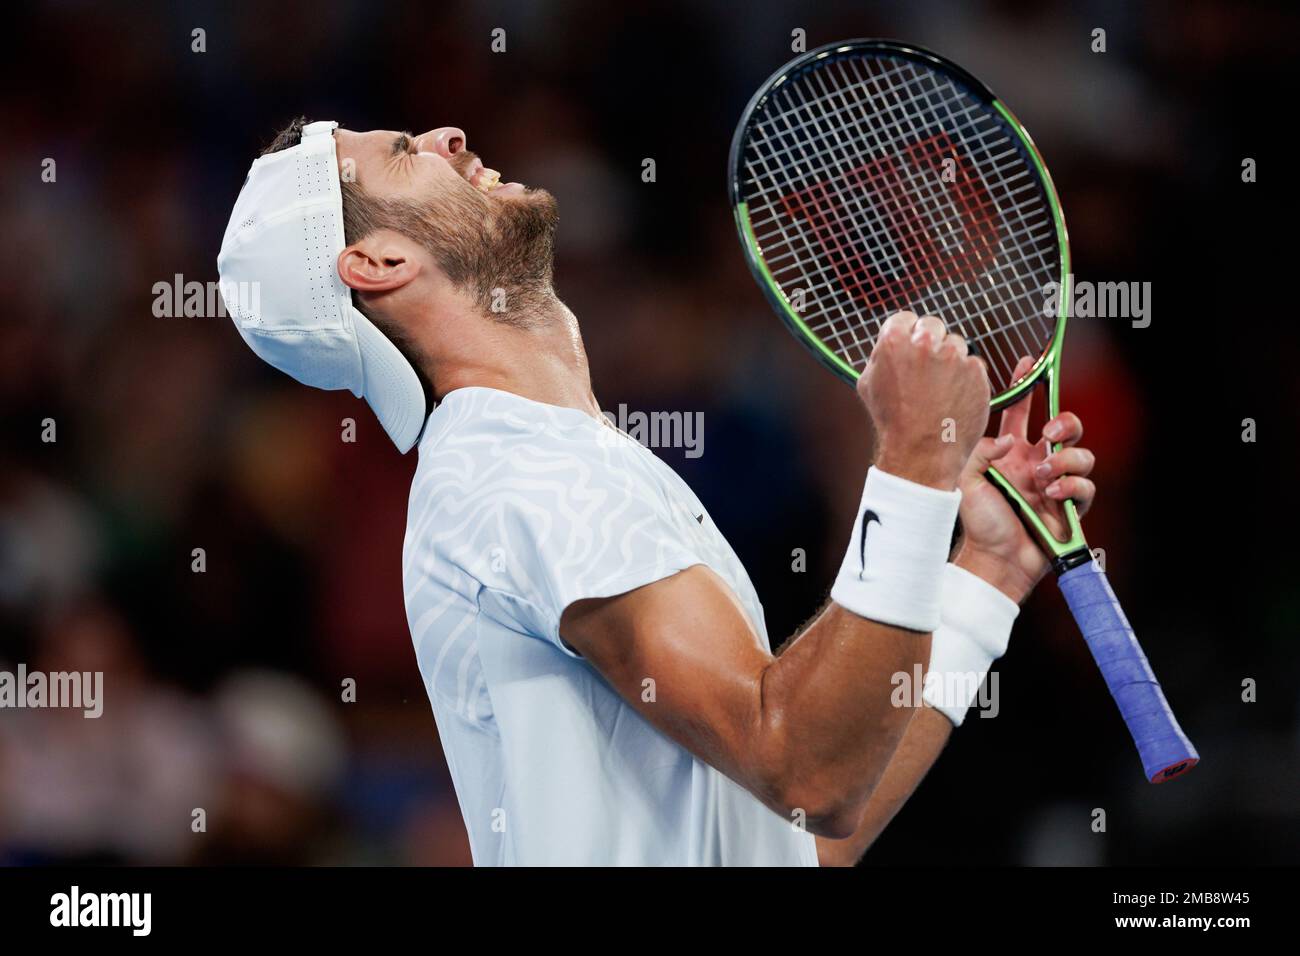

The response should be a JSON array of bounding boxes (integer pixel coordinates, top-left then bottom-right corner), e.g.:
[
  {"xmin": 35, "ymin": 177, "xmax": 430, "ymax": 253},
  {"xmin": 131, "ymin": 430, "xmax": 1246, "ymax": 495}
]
[{"xmin": 430, "ymin": 298, "xmax": 601, "ymax": 420}]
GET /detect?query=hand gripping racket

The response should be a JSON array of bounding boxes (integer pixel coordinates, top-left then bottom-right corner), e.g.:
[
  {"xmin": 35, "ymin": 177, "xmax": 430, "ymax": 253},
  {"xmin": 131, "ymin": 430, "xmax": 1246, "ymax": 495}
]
[{"xmin": 730, "ymin": 39, "xmax": 1197, "ymax": 782}]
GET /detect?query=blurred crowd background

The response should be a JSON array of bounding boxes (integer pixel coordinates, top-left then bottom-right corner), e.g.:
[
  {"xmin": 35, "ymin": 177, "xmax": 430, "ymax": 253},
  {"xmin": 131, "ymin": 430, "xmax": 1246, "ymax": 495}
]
[{"xmin": 1, "ymin": 0, "xmax": 1295, "ymax": 866}]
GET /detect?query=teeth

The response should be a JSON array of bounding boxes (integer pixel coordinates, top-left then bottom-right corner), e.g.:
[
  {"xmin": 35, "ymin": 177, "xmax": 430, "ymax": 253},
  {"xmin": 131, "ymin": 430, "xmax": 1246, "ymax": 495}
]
[{"xmin": 476, "ymin": 169, "xmax": 500, "ymax": 192}]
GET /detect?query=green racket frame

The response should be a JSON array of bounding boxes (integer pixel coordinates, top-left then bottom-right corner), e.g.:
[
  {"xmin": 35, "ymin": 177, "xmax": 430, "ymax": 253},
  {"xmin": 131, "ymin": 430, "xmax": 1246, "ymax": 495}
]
[{"xmin": 730, "ymin": 40, "xmax": 1088, "ymax": 569}]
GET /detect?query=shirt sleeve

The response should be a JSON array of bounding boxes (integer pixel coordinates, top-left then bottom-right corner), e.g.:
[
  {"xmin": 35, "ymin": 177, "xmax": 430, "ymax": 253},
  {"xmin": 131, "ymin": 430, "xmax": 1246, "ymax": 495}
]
[{"xmin": 439, "ymin": 425, "xmax": 706, "ymax": 656}]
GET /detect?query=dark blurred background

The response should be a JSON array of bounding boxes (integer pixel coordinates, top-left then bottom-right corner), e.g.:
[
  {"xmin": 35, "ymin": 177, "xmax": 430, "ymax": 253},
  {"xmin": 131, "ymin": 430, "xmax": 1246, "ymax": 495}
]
[{"xmin": 0, "ymin": 0, "xmax": 1296, "ymax": 866}]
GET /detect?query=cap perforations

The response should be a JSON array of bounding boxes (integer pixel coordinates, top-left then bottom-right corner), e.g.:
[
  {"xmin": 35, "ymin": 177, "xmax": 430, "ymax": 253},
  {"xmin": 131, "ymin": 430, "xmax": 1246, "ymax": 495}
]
[{"xmin": 297, "ymin": 150, "xmax": 341, "ymax": 327}]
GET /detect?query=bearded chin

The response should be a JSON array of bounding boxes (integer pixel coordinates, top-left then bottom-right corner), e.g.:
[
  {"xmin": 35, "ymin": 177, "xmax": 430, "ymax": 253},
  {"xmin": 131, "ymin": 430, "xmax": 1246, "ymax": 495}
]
[
  {"xmin": 477, "ymin": 190, "xmax": 560, "ymax": 321},
  {"xmin": 492, "ymin": 191, "xmax": 558, "ymax": 274}
]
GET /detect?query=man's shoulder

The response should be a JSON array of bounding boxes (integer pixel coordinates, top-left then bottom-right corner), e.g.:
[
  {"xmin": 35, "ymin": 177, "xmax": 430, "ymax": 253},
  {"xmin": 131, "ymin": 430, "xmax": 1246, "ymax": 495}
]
[{"xmin": 416, "ymin": 398, "xmax": 677, "ymax": 501}]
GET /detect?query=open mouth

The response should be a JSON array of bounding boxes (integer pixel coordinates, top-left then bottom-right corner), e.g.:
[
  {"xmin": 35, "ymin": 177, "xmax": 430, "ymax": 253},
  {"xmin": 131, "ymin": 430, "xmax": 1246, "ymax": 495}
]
[{"xmin": 465, "ymin": 156, "xmax": 523, "ymax": 195}]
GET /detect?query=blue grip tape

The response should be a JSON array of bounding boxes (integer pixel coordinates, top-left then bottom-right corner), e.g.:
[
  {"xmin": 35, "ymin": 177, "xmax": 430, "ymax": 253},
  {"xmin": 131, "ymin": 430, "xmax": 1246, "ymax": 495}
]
[{"xmin": 1058, "ymin": 561, "xmax": 1198, "ymax": 782}]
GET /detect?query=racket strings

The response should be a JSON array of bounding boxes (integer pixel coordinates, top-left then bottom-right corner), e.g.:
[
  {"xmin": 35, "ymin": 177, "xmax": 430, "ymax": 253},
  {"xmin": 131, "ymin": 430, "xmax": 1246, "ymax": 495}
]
[
  {"xmin": 745, "ymin": 56, "xmax": 1055, "ymax": 376},
  {"xmin": 764, "ymin": 59, "xmax": 1052, "ymax": 383},
  {"xmin": 760, "ymin": 69, "xmax": 1051, "ymax": 386},
  {"xmin": 827, "ymin": 57, "xmax": 1059, "ymax": 373},
  {"xmin": 739, "ymin": 53, "xmax": 1060, "ymax": 393}
]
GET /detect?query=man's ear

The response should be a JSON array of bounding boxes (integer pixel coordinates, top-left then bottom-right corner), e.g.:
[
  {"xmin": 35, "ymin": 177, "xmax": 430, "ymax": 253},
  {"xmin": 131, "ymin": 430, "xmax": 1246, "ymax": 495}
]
[{"xmin": 337, "ymin": 232, "xmax": 422, "ymax": 294}]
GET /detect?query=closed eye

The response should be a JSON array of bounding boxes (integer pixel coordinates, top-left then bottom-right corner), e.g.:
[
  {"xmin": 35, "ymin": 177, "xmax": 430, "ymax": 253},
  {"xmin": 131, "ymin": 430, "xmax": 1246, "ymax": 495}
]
[{"xmin": 390, "ymin": 132, "xmax": 415, "ymax": 157}]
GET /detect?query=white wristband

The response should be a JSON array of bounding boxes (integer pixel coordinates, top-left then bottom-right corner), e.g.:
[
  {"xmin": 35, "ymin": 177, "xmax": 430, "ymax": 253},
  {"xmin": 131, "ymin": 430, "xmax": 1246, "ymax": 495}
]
[
  {"xmin": 830, "ymin": 467, "xmax": 961, "ymax": 632},
  {"xmin": 922, "ymin": 563, "xmax": 1020, "ymax": 726}
]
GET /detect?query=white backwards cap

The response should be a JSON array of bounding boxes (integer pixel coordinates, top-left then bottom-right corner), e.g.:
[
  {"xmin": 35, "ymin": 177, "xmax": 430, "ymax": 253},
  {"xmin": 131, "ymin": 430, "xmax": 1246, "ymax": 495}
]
[{"xmin": 217, "ymin": 120, "xmax": 427, "ymax": 452}]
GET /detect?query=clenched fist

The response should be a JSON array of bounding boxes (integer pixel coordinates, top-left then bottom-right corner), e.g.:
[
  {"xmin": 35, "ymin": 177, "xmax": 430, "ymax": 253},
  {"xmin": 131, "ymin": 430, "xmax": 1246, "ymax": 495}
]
[{"xmin": 858, "ymin": 312, "xmax": 990, "ymax": 490}]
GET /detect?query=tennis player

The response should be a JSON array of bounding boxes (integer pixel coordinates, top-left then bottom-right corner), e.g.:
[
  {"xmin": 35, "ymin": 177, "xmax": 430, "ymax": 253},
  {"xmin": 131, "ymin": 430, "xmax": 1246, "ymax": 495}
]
[{"xmin": 217, "ymin": 119, "xmax": 1096, "ymax": 866}]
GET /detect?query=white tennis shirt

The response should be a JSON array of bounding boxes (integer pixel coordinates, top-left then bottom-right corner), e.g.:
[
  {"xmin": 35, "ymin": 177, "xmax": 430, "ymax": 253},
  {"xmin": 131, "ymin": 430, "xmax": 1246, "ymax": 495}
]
[{"xmin": 401, "ymin": 386, "xmax": 818, "ymax": 866}]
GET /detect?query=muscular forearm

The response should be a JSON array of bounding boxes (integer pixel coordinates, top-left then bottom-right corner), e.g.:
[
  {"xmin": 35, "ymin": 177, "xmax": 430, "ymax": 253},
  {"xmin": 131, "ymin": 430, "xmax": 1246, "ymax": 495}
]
[
  {"xmin": 737, "ymin": 461, "xmax": 970, "ymax": 834},
  {"xmin": 812, "ymin": 558, "xmax": 1021, "ymax": 862},
  {"xmin": 743, "ymin": 313, "xmax": 989, "ymax": 834},
  {"xmin": 815, "ymin": 704, "xmax": 951, "ymax": 866},
  {"xmin": 562, "ymin": 566, "xmax": 932, "ymax": 838},
  {"xmin": 752, "ymin": 602, "xmax": 932, "ymax": 837},
  {"xmin": 746, "ymin": 458, "xmax": 968, "ymax": 834}
]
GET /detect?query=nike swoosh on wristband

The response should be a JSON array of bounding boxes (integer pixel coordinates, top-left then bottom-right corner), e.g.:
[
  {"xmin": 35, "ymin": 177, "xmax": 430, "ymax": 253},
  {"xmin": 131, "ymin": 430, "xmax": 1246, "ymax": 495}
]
[{"xmin": 858, "ymin": 509, "xmax": 881, "ymax": 579}]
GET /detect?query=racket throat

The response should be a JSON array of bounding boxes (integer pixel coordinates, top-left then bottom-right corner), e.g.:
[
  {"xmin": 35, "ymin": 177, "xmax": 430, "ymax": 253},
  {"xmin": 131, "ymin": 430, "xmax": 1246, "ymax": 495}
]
[{"xmin": 985, "ymin": 464, "xmax": 1089, "ymax": 572}]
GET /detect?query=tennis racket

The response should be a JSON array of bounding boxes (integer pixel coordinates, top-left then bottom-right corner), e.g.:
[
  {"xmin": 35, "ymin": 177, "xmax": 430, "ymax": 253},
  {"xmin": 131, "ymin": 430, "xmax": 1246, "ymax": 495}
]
[{"xmin": 729, "ymin": 38, "xmax": 1198, "ymax": 783}]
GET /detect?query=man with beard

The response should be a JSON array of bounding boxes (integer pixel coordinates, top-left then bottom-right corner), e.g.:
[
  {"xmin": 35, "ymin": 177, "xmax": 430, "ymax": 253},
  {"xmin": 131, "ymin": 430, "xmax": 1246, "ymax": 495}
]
[{"xmin": 217, "ymin": 119, "xmax": 1097, "ymax": 866}]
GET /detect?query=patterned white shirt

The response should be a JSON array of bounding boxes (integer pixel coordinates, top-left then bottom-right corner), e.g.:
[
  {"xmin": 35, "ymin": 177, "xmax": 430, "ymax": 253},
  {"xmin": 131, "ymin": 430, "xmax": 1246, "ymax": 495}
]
[{"xmin": 401, "ymin": 386, "xmax": 818, "ymax": 866}]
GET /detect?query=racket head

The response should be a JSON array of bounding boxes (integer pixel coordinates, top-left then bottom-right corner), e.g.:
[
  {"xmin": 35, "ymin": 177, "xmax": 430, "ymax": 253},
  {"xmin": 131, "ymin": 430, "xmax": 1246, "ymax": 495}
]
[{"xmin": 730, "ymin": 39, "xmax": 1071, "ymax": 409}]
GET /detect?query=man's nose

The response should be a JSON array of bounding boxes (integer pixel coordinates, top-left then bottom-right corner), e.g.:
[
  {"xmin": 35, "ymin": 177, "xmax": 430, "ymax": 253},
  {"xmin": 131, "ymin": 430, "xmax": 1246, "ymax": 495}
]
[{"xmin": 417, "ymin": 127, "xmax": 466, "ymax": 158}]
